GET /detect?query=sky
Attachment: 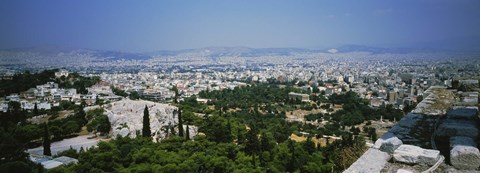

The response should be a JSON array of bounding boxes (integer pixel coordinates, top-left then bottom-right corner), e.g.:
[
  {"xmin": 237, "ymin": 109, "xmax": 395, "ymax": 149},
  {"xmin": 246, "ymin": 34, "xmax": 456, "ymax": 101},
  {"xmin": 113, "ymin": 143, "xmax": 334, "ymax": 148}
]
[{"xmin": 1, "ymin": 0, "xmax": 479, "ymax": 52}]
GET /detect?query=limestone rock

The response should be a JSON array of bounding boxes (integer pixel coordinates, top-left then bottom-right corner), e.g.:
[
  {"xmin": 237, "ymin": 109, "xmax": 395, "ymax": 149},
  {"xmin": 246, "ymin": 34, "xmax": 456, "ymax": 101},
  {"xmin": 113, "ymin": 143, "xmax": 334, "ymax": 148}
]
[
  {"xmin": 343, "ymin": 148, "xmax": 391, "ymax": 173},
  {"xmin": 104, "ymin": 99, "xmax": 178, "ymax": 139},
  {"xmin": 396, "ymin": 169, "xmax": 413, "ymax": 173},
  {"xmin": 119, "ymin": 127, "xmax": 130, "ymax": 137},
  {"xmin": 393, "ymin": 145, "xmax": 440, "ymax": 166},
  {"xmin": 450, "ymin": 136, "xmax": 480, "ymax": 170},
  {"xmin": 373, "ymin": 132, "xmax": 403, "ymax": 154}
]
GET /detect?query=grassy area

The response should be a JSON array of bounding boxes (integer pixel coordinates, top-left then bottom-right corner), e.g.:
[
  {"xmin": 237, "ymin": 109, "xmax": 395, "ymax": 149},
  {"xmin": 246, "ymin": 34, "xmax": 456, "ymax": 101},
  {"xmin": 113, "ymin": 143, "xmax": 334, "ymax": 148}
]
[{"xmin": 289, "ymin": 133, "xmax": 337, "ymax": 147}]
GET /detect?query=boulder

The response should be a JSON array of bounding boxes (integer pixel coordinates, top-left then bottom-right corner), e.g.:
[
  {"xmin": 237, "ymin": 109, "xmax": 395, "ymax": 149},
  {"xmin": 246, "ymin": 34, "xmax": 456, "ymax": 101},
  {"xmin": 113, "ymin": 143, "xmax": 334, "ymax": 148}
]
[
  {"xmin": 393, "ymin": 145, "xmax": 440, "ymax": 166},
  {"xmin": 450, "ymin": 136, "xmax": 480, "ymax": 170},
  {"xmin": 119, "ymin": 127, "xmax": 130, "ymax": 137},
  {"xmin": 373, "ymin": 132, "xmax": 403, "ymax": 154}
]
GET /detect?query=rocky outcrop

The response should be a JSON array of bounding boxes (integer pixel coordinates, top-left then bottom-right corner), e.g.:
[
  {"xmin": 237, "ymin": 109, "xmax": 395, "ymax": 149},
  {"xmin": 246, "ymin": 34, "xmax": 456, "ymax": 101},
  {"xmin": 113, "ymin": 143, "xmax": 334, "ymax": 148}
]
[
  {"xmin": 104, "ymin": 99, "xmax": 178, "ymax": 139},
  {"xmin": 450, "ymin": 136, "xmax": 480, "ymax": 170},
  {"xmin": 393, "ymin": 145, "xmax": 440, "ymax": 166}
]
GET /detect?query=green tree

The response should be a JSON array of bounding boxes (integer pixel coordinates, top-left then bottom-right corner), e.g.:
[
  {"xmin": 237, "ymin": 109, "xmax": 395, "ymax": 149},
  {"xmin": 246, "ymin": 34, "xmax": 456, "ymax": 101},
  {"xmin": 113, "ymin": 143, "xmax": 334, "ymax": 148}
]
[
  {"xmin": 98, "ymin": 115, "xmax": 111, "ymax": 134},
  {"xmin": 172, "ymin": 85, "xmax": 179, "ymax": 103},
  {"xmin": 62, "ymin": 120, "xmax": 80, "ymax": 135},
  {"xmin": 49, "ymin": 125, "xmax": 63, "ymax": 140},
  {"xmin": 286, "ymin": 139, "xmax": 297, "ymax": 172},
  {"xmin": 43, "ymin": 123, "xmax": 51, "ymax": 156},
  {"xmin": 185, "ymin": 125, "xmax": 190, "ymax": 140},
  {"xmin": 33, "ymin": 102, "xmax": 39, "ymax": 116},
  {"xmin": 143, "ymin": 105, "xmax": 151, "ymax": 137},
  {"xmin": 245, "ymin": 124, "xmax": 260, "ymax": 167},
  {"xmin": 178, "ymin": 108, "xmax": 184, "ymax": 137},
  {"xmin": 129, "ymin": 91, "xmax": 141, "ymax": 100},
  {"xmin": 303, "ymin": 136, "xmax": 316, "ymax": 154},
  {"xmin": 0, "ymin": 161, "xmax": 32, "ymax": 173}
]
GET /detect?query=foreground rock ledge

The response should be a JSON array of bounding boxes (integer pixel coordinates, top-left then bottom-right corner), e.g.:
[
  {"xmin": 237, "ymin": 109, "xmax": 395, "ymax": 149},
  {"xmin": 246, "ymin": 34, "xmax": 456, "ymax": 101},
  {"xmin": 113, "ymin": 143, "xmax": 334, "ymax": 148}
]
[{"xmin": 343, "ymin": 148, "xmax": 391, "ymax": 173}]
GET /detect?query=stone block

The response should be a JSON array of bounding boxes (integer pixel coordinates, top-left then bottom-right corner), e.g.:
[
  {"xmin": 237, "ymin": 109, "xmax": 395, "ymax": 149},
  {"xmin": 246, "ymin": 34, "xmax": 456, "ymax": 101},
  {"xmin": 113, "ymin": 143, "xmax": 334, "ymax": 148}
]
[
  {"xmin": 373, "ymin": 132, "xmax": 403, "ymax": 154},
  {"xmin": 393, "ymin": 144, "xmax": 440, "ymax": 166},
  {"xmin": 450, "ymin": 136, "xmax": 480, "ymax": 170},
  {"xmin": 343, "ymin": 148, "xmax": 391, "ymax": 173}
]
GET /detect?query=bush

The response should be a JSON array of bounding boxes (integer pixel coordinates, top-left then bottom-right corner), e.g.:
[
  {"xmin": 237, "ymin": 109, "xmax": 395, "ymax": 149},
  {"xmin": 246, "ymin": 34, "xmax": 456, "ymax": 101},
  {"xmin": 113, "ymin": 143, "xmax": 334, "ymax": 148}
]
[{"xmin": 0, "ymin": 161, "xmax": 32, "ymax": 173}]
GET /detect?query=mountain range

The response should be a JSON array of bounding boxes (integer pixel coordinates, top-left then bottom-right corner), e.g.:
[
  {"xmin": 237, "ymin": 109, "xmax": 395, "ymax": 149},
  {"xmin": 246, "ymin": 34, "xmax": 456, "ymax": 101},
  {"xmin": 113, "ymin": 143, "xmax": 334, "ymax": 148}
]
[{"xmin": 2, "ymin": 36, "xmax": 480, "ymax": 61}]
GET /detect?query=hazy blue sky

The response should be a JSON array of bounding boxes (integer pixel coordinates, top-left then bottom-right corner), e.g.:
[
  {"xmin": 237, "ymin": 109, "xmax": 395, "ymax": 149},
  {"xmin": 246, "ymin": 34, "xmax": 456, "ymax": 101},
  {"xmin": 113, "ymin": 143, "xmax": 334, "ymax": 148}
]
[{"xmin": 1, "ymin": 0, "xmax": 479, "ymax": 52}]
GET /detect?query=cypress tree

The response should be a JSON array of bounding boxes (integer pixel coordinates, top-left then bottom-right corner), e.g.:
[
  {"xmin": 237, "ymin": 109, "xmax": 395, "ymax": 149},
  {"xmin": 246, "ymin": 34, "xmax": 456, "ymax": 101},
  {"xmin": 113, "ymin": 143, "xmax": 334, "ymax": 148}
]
[
  {"xmin": 178, "ymin": 108, "xmax": 184, "ymax": 137},
  {"xmin": 33, "ymin": 102, "xmax": 39, "ymax": 116},
  {"xmin": 247, "ymin": 123, "xmax": 259, "ymax": 168},
  {"xmin": 185, "ymin": 125, "xmax": 190, "ymax": 140},
  {"xmin": 226, "ymin": 116, "xmax": 232, "ymax": 142},
  {"xmin": 303, "ymin": 136, "xmax": 316, "ymax": 154},
  {"xmin": 173, "ymin": 86, "xmax": 179, "ymax": 103},
  {"xmin": 142, "ymin": 105, "xmax": 151, "ymax": 137},
  {"xmin": 43, "ymin": 123, "xmax": 51, "ymax": 156},
  {"xmin": 170, "ymin": 125, "xmax": 176, "ymax": 136}
]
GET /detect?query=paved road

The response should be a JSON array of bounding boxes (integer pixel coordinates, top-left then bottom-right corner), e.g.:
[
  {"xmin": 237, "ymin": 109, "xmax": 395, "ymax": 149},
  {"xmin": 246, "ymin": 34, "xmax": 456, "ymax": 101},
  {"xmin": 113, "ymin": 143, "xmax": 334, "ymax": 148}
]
[{"xmin": 28, "ymin": 135, "xmax": 100, "ymax": 156}]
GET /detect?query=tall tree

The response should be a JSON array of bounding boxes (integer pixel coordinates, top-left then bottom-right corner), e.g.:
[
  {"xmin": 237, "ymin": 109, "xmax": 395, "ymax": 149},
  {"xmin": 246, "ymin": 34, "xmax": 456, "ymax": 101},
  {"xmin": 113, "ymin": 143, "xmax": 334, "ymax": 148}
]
[
  {"xmin": 33, "ymin": 102, "xmax": 39, "ymax": 116},
  {"xmin": 178, "ymin": 108, "xmax": 184, "ymax": 137},
  {"xmin": 225, "ymin": 117, "xmax": 232, "ymax": 142},
  {"xmin": 286, "ymin": 139, "xmax": 297, "ymax": 172},
  {"xmin": 43, "ymin": 123, "xmax": 51, "ymax": 156},
  {"xmin": 185, "ymin": 125, "xmax": 190, "ymax": 140},
  {"xmin": 172, "ymin": 85, "xmax": 179, "ymax": 103},
  {"xmin": 245, "ymin": 124, "xmax": 259, "ymax": 167},
  {"xmin": 142, "ymin": 105, "xmax": 151, "ymax": 137},
  {"xmin": 303, "ymin": 136, "xmax": 316, "ymax": 154}
]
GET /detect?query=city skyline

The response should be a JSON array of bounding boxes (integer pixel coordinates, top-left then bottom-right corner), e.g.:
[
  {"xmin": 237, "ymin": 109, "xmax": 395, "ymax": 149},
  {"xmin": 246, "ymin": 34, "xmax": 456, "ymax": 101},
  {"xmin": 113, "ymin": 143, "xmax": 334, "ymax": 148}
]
[{"xmin": 1, "ymin": 0, "xmax": 480, "ymax": 52}]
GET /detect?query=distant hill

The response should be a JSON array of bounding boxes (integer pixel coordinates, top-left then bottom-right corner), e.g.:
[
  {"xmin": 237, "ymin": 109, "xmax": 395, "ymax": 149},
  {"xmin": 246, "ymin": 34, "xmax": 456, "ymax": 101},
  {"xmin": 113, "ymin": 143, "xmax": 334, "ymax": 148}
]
[
  {"xmin": 147, "ymin": 47, "xmax": 320, "ymax": 57},
  {"xmin": 3, "ymin": 38, "xmax": 480, "ymax": 62}
]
